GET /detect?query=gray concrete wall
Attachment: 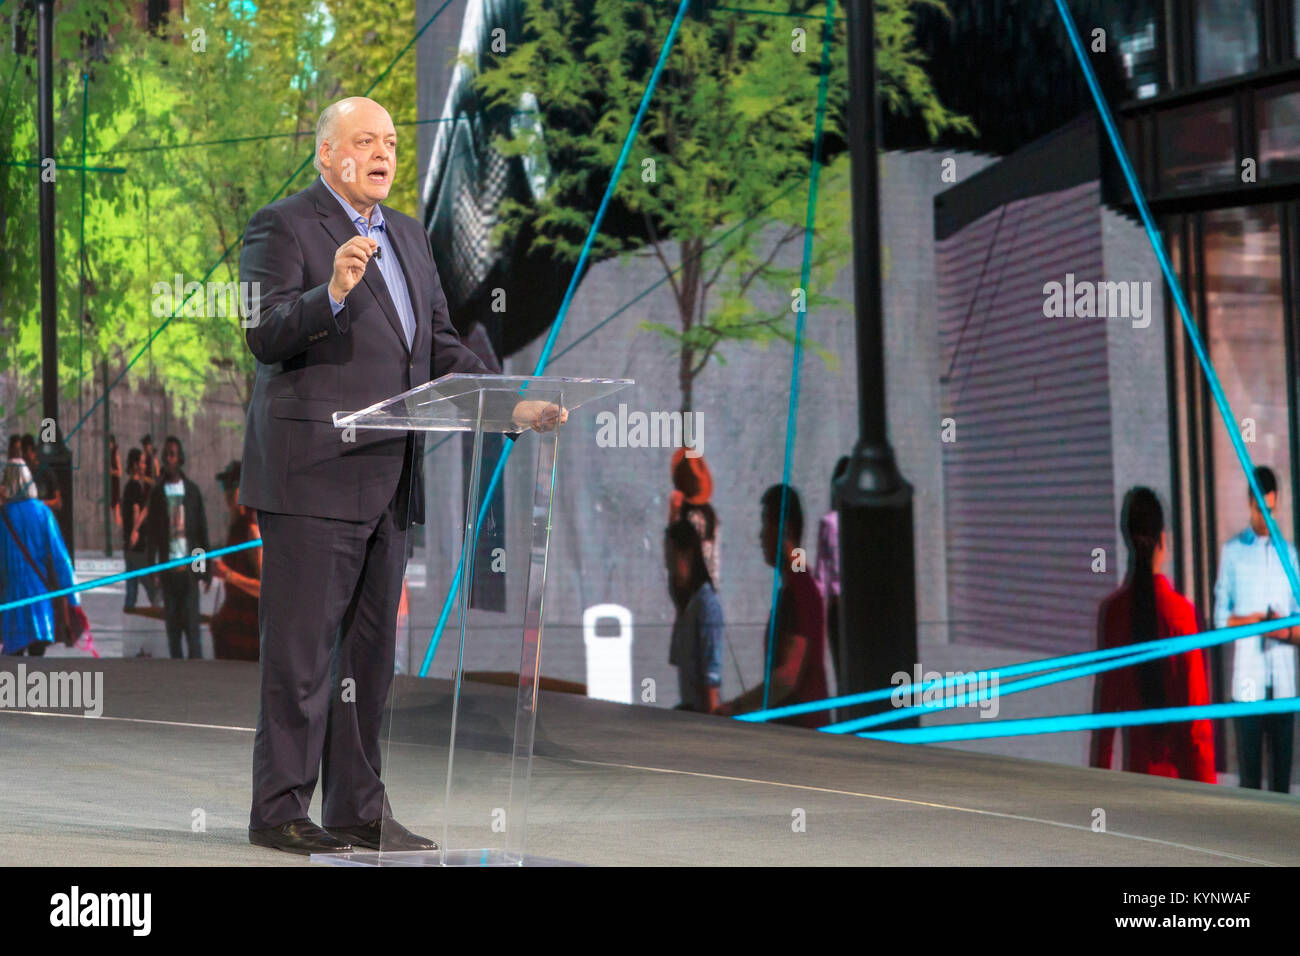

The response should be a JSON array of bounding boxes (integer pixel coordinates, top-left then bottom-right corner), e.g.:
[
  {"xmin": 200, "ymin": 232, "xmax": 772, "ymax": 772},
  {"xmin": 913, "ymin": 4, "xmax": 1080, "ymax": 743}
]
[
  {"xmin": 415, "ymin": 230, "xmax": 860, "ymax": 704},
  {"xmin": 881, "ymin": 149, "xmax": 996, "ymax": 648},
  {"xmin": 1100, "ymin": 205, "xmax": 1171, "ymax": 580},
  {"xmin": 408, "ymin": 149, "xmax": 997, "ymax": 709},
  {"xmin": 920, "ymin": 200, "xmax": 1174, "ymax": 770}
]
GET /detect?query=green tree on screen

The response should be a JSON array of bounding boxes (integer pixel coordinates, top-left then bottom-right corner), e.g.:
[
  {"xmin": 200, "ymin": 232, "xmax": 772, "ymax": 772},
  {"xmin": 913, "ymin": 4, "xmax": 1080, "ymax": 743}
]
[
  {"xmin": 0, "ymin": 0, "xmax": 420, "ymax": 424},
  {"xmin": 472, "ymin": 0, "xmax": 973, "ymax": 413}
]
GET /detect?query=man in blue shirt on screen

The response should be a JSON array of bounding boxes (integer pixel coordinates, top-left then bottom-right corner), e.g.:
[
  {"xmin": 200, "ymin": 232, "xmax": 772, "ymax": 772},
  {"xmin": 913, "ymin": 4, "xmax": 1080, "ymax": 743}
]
[{"xmin": 1213, "ymin": 465, "xmax": 1300, "ymax": 792}]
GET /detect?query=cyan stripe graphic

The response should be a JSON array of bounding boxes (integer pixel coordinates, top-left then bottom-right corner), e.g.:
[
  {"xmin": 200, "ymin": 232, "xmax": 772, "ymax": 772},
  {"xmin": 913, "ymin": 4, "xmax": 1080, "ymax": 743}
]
[
  {"xmin": 0, "ymin": 538, "xmax": 262, "ymax": 612},
  {"xmin": 822, "ymin": 618, "xmax": 1288, "ymax": 733},
  {"xmin": 860, "ymin": 697, "xmax": 1300, "ymax": 745},
  {"xmin": 738, "ymin": 613, "xmax": 1300, "ymax": 723}
]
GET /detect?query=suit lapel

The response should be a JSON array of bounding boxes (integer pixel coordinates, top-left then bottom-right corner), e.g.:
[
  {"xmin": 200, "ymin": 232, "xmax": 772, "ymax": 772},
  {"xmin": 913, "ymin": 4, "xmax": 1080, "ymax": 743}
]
[
  {"xmin": 311, "ymin": 179, "xmax": 411, "ymax": 355},
  {"xmin": 383, "ymin": 214, "xmax": 427, "ymax": 360}
]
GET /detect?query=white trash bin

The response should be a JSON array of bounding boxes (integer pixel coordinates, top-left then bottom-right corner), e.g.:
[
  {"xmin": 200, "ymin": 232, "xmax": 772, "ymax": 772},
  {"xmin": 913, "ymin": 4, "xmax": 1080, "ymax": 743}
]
[{"xmin": 582, "ymin": 603, "xmax": 633, "ymax": 704}]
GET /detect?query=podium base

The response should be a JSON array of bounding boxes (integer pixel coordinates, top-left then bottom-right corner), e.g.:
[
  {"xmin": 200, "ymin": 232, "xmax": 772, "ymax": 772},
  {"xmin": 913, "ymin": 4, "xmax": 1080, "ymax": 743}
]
[{"xmin": 311, "ymin": 848, "xmax": 579, "ymax": 867}]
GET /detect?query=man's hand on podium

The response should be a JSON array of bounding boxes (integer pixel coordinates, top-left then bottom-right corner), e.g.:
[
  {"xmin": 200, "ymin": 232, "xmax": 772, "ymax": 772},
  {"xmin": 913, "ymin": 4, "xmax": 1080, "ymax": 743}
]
[{"xmin": 511, "ymin": 400, "xmax": 569, "ymax": 433}]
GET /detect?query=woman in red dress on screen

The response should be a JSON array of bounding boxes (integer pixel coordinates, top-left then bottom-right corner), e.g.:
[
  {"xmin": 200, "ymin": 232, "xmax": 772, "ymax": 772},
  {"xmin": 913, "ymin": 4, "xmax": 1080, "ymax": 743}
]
[{"xmin": 1090, "ymin": 487, "xmax": 1216, "ymax": 783}]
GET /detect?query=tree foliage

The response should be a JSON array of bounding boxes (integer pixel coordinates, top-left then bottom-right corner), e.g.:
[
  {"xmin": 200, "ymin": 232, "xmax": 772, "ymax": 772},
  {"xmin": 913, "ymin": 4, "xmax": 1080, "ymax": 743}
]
[
  {"xmin": 0, "ymin": 0, "xmax": 420, "ymax": 427},
  {"xmin": 472, "ymin": 0, "xmax": 973, "ymax": 412}
]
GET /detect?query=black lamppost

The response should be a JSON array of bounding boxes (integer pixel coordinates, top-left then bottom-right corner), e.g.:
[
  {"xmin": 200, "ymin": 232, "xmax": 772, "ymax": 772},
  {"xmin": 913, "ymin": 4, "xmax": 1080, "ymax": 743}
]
[
  {"xmin": 37, "ymin": 0, "xmax": 74, "ymax": 553},
  {"xmin": 833, "ymin": 0, "xmax": 917, "ymax": 722}
]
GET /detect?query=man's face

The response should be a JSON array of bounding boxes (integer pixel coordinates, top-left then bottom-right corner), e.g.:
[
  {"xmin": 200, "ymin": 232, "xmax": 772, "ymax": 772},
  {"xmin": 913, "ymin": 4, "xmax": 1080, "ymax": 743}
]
[
  {"xmin": 163, "ymin": 443, "xmax": 181, "ymax": 476},
  {"xmin": 1249, "ymin": 491, "xmax": 1279, "ymax": 534},
  {"xmin": 319, "ymin": 98, "xmax": 397, "ymax": 212}
]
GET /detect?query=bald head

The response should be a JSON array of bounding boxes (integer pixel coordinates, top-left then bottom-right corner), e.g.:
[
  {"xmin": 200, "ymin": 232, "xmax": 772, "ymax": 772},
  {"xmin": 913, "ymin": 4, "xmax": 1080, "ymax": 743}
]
[
  {"xmin": 314, "ymin": 97, "xmax": 380, "ymax": 172},
  {"xmin": 314, "ymin": 96, "xmax": 397, "ymax": 218}
]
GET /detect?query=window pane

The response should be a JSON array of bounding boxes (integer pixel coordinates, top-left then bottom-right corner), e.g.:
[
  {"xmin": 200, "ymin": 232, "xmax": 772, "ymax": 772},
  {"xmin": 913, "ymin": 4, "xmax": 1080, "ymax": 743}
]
[
  {"xmin": 1295, "ymin": 0, "xmax": 1300, "ymax": 59},
  {"xmin": 1118, "ymin": 17, "xmax": 1162, "ymax": 99},
  {"xmin": 1258, "ymin": 81, "xmax": 1300, "ymax": 178},
  {"xmin": 1196, "ymin": 0, "xmax": 1259, "ymax": 83},
  {"xmin": 1203, "ymin": 206, "xmax": 1292, "ymax": 555},
  {"xmin": 1157, "ymin": 98, "xmax": 1236, "ymax": 190}
]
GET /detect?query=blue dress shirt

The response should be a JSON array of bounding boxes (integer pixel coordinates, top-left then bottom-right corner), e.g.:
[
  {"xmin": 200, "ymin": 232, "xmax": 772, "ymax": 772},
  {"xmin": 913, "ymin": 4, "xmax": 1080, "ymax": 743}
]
[
  {"xmin": 320, "ymin": 176, "xmax": 416, "ymax": 349},
  {"xmin": 1213, "ymin": 527, "xmax": 1300, "ymax": 700}
]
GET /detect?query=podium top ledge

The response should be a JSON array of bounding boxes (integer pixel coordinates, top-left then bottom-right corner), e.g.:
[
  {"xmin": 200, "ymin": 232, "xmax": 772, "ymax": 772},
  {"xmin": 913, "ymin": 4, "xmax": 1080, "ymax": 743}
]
[{"xmin": 332, "ymin": 372, "xmax": 634, "ymax": 434}]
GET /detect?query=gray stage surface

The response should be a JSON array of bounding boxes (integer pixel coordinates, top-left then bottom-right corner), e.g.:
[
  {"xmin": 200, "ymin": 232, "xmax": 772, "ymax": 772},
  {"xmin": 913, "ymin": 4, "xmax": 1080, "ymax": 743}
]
[{"xmin": 1, "ymin": 658, "xmax": 1297, "ymax": 866}]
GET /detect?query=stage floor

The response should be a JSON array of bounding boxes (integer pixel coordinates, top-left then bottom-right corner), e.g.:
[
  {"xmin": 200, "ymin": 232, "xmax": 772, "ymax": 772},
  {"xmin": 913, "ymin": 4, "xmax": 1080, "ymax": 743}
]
[{"xmin": 1, "ymin": 658, "xmax": 1297, "ymax": 866}]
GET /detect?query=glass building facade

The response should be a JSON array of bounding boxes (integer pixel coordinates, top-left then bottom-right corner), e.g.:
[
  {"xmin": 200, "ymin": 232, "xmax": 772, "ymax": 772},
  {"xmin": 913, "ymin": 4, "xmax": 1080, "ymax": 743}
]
[{"xmin": 1119, "ymin": 1, "xmax": 1300, "ymax": 687}]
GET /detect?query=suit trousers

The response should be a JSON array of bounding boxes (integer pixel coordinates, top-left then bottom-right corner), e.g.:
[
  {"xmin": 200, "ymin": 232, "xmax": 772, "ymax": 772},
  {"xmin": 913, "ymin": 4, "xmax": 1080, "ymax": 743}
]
[
  {"xmin": 249, "ymin": 481, "xmax": 409, "ymax": 830},
  {"xmin": 1235, "ymin": 685, "xmax": 1295, "ymax": 793}
]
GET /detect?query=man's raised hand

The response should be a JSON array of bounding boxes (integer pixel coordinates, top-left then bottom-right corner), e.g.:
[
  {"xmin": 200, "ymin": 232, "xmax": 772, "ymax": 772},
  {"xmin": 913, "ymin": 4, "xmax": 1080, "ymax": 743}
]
[{"xmin": 329, "ymin": 236, "xmax": 379, "ymax": 304}]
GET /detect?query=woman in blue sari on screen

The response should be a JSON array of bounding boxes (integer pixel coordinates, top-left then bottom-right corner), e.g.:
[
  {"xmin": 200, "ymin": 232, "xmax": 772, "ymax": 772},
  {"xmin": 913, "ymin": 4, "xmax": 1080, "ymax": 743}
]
[{"xmin": 0, "ymin": 459, "xmax": 80, "ymax": 656}]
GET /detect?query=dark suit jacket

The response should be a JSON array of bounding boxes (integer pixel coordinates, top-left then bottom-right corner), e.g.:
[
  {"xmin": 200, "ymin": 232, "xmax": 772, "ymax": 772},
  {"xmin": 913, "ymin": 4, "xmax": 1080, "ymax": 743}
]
[
  {"xmin": 238, "ymin": 177, "xmax": 489, "ymax": 524},
  {"xmin": 143, "ymin": 475, "xmax": 212, "ymax": 583}
]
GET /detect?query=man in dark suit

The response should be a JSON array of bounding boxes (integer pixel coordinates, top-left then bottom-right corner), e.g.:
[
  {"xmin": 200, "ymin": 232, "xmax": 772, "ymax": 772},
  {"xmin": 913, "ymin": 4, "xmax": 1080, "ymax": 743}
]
[{"xmin": 238, "ymin": 96, "xmax": 562, "ymax": 856}]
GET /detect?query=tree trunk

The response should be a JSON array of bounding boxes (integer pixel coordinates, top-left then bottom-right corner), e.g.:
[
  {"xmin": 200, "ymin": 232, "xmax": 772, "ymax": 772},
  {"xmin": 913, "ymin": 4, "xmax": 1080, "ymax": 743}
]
[
  {"xmin": 680, "ymin": 344, "xmax": 693, "ymax": 417},
  {"xmin": 678, "ymin": 237, "xmax": 703, "ymax": 416}
]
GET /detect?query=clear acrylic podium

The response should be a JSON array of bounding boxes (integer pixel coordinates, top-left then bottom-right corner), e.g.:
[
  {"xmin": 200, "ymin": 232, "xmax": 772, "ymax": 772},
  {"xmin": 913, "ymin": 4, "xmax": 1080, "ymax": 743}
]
[{"xmin": 316, "ymin": 373, "xmax": 630, "ymax": 867}]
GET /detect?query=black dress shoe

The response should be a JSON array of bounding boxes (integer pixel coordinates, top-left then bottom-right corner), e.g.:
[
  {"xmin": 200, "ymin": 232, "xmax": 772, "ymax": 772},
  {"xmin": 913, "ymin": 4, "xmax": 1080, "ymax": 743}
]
[
  {"xmin": 326, "ymin": 818, "xmax": 438, "ymax": 852},
  {"xmin": 249, "ymin": 818, "xmax": 353, "ymax": 856}
]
